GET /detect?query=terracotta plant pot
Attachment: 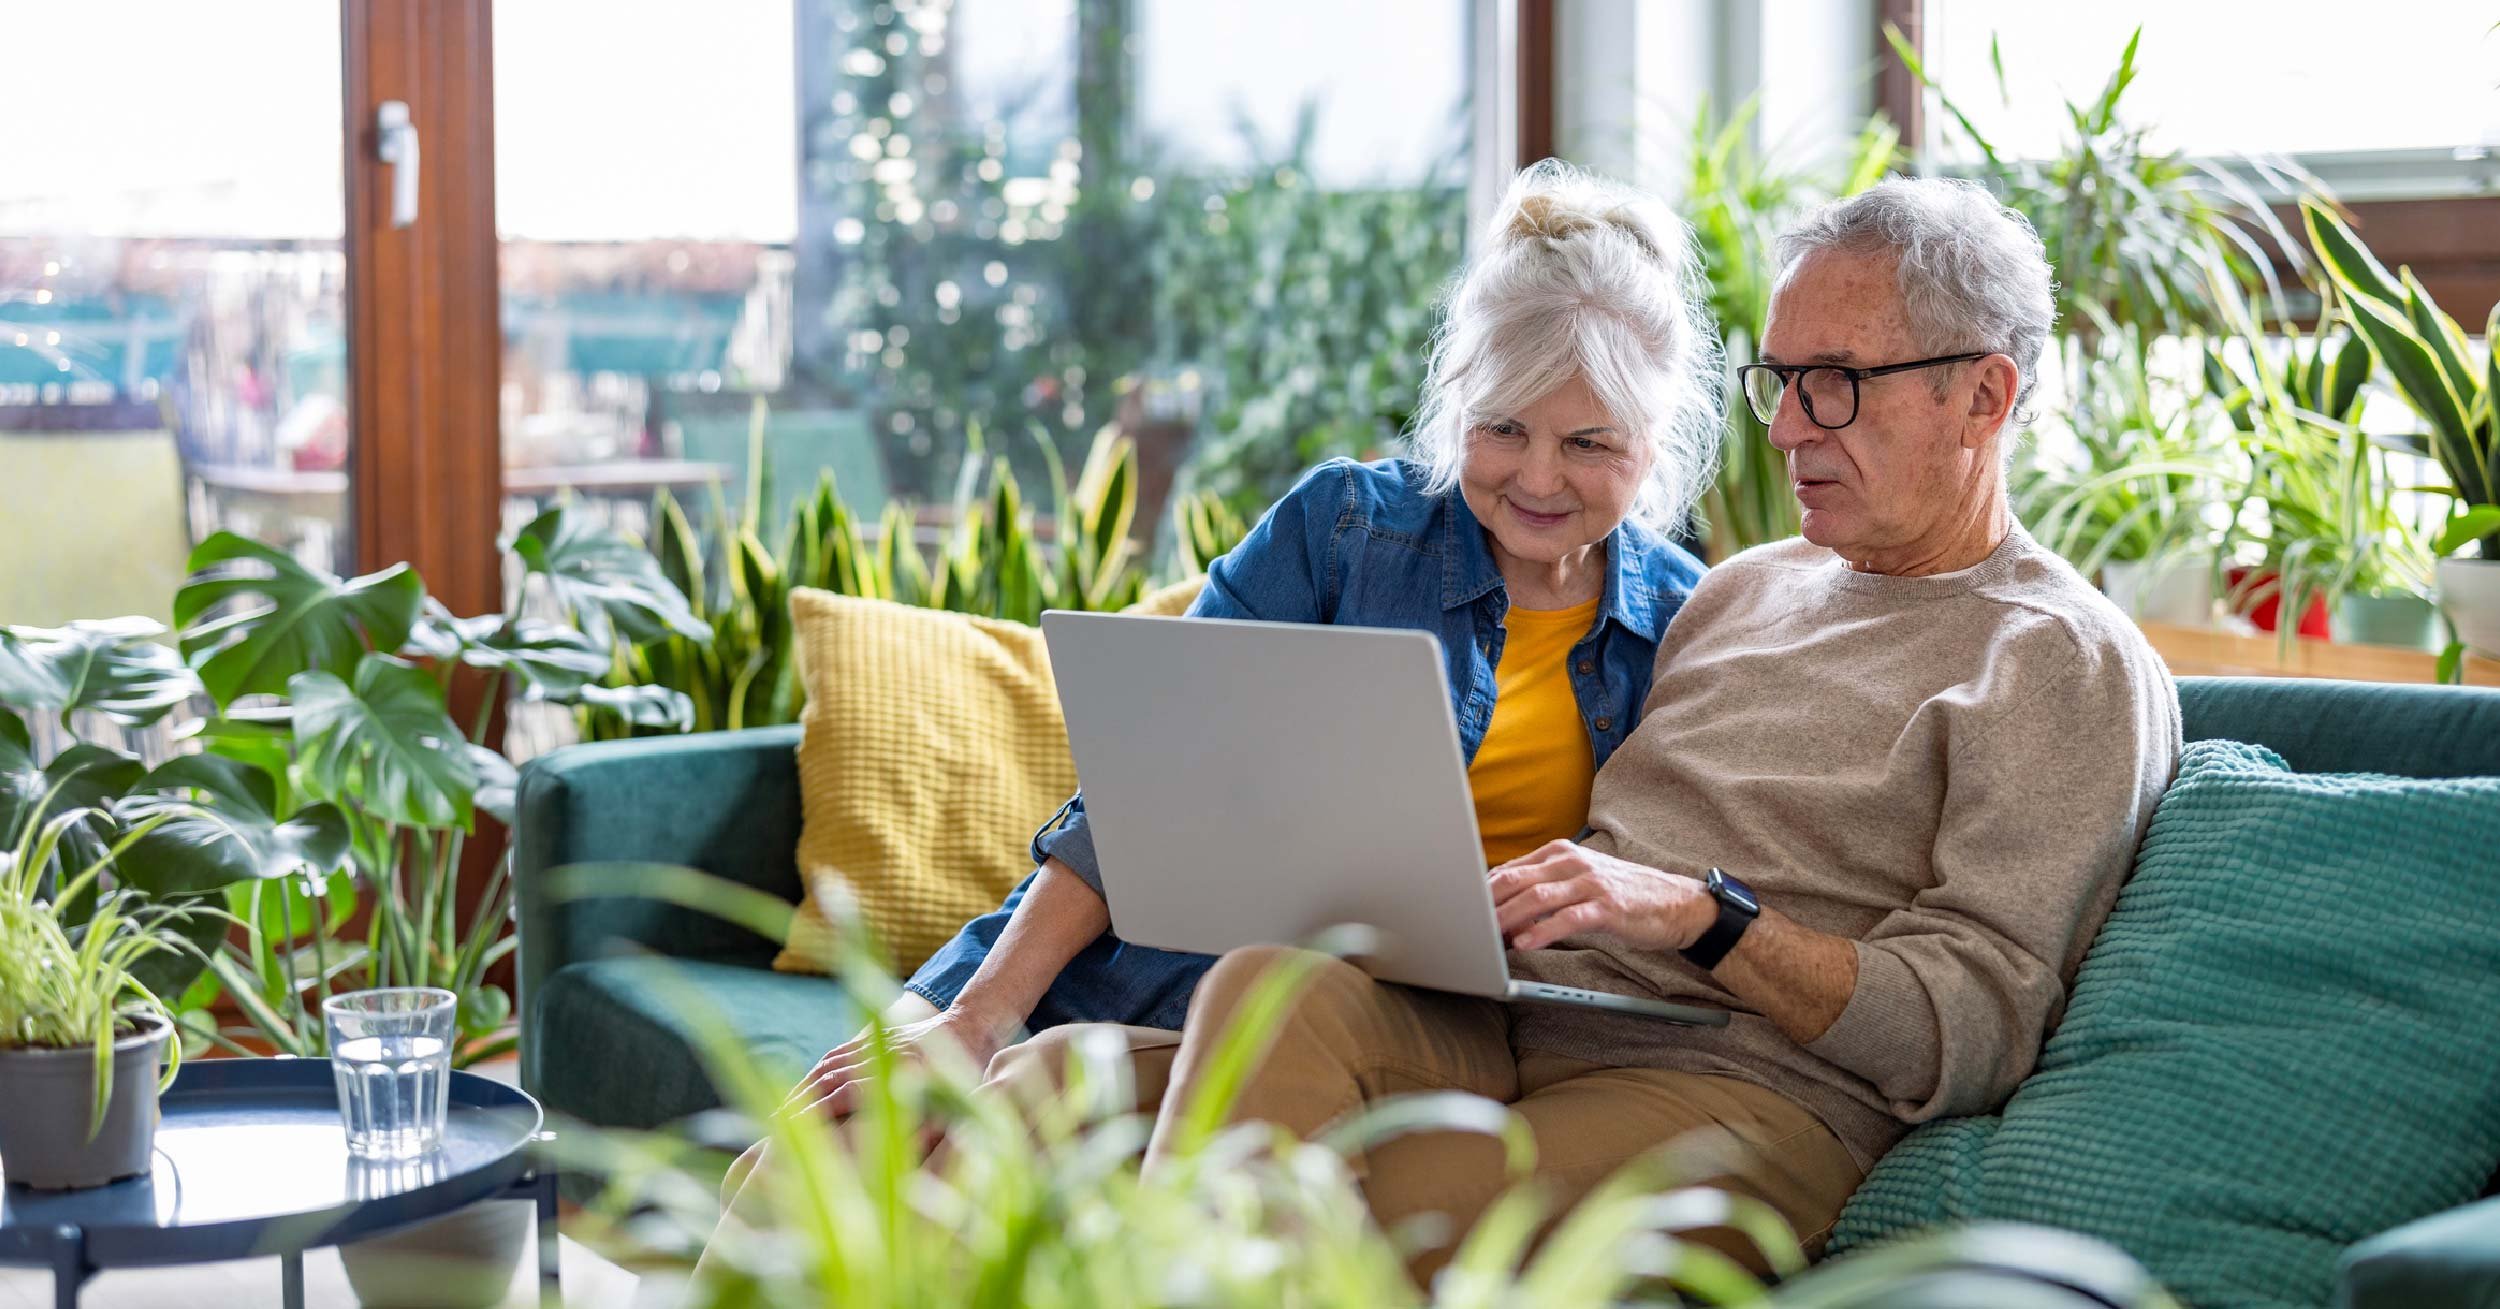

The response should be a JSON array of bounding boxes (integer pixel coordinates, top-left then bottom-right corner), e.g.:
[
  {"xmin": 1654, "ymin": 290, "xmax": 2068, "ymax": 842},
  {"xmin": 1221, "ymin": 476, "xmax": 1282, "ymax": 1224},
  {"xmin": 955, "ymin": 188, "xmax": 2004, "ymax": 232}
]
[{"xmin": 0, "ymin": 1012, "xmax": 171, "ymax": 1190}]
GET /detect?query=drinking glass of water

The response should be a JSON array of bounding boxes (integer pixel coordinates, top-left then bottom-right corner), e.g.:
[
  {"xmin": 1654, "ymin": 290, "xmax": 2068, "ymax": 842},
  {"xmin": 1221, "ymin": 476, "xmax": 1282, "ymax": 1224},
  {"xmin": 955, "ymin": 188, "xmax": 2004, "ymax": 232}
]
[{"xmin": 324, "ymin": 988, "xmax": 455, "ymax": 1159}]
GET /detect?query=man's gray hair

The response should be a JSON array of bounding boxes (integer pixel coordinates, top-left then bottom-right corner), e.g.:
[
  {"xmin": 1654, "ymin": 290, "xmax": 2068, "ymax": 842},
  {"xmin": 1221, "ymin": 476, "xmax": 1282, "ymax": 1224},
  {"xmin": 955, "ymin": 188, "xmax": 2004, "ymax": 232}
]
[
  {"xmin": 1775, "ymin": 176, "xmax": 2058, "ymax": 429},
  {"xmin": 1407, "ymin": 161, "xmax": 1725, "ymax": 532}
]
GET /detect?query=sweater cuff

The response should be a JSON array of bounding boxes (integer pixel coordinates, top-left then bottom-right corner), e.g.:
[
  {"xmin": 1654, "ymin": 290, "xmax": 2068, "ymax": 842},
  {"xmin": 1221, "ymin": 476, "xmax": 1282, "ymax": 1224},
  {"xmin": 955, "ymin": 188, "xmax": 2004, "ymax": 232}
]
[{"xmin": 1804, "ymin": 941, "xmax": 1938, "ymax": 1097}]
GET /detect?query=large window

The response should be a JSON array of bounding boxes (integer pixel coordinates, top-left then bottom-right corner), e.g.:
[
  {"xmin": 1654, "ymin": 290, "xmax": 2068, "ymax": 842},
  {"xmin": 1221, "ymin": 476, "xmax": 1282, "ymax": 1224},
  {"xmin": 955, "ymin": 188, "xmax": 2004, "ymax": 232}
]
[
  {"xmin": 1921, "ymin": 2, "xmax": 2500, "ymax": 196},
  {"xmin": 0, "ymin": 2, "xmax": 352, "ymax": 624},
  {"xmin": 493, "ymin": 0, "xmax": 1478, "ymax": 551}
]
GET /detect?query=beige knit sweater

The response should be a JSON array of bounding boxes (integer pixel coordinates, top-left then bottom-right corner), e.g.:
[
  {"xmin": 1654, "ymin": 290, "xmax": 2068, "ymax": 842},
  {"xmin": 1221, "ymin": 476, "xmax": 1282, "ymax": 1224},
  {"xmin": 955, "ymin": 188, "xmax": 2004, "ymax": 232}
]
[{"xmin": 1508, "ymin": 527, "xmax": 2182, "ymax": 1169}]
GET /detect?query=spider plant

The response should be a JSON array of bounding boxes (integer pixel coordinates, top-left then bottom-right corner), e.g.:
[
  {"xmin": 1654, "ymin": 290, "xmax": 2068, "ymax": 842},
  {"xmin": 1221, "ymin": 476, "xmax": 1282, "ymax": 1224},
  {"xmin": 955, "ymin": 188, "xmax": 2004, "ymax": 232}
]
[{"xmin": 2016, "ymin": 318, "xmax": 2238, "ymax": 596}]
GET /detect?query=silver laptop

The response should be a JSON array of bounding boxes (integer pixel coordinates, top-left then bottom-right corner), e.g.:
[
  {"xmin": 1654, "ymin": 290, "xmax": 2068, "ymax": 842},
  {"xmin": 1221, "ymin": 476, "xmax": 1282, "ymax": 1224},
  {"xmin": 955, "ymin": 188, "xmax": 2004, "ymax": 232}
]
[{"xmin": 1040, "ymin": 610, "xmax": 1727, "ymax": 1027}]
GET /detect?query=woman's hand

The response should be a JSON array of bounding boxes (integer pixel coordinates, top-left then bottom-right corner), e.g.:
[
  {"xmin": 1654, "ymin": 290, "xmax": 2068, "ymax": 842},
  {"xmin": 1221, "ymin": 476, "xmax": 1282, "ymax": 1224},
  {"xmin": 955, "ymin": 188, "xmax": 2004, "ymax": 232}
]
[
  {"xmin": 1489, "ymin": 839, "xmax": 1715, "ymax": 952},
  {"xmin": 782, "ymin": 998, "xmax": 1019, "ymax": 1120}
]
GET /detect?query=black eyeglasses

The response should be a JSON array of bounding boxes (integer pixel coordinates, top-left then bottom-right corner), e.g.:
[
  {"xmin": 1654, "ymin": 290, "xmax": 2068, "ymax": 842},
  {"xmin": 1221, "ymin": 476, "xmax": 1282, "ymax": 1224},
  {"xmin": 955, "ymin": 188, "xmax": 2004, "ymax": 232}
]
[{"xmin": 1736, "ymin": 353, "xmax": 1991, "ymax": 430}]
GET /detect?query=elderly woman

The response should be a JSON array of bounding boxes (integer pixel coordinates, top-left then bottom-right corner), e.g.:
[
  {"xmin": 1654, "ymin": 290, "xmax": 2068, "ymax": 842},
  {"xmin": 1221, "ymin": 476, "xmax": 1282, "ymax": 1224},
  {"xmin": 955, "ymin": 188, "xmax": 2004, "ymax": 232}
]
[{"xmin": 762, "ymin": 162, "xmax": 1725, "ymax": 1134}]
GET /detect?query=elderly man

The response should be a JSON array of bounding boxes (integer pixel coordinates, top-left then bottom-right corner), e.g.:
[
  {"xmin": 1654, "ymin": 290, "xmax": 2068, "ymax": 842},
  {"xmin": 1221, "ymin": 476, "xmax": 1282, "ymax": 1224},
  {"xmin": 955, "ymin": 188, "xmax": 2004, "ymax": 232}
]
[{"xmin": 1134, "ymin": 176, "xmax": 2183, "ymax": 1276}]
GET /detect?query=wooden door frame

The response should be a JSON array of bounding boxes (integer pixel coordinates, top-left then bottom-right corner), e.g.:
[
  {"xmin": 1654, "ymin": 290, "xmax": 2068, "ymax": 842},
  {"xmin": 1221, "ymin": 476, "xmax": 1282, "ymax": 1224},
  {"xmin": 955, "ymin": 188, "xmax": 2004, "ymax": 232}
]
[{"xmin": 342, "ymin": 0, "xmax": 502, "ymax": 615}]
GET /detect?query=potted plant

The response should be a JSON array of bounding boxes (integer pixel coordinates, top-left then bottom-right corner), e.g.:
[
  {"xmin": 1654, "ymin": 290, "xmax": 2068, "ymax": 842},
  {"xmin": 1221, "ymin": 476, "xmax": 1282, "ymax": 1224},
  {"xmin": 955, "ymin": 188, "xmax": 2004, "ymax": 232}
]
[
  {"xmin": 0, "ymin": 804, "xmax": 196, "ymax": 1189},
  {"xmin": 2304, "ymin": 199, "xmax": 2500, "ymax": 661},
  {"xmin": 162, "ymin": 506, "xmax": 701, "ymax": 1067},
  {"xmin": 0, "ymin": 619, "xmax": 357, "ymax": 1188},
  {"xmin": 2018, "ymin": 325, "xmax": 2236, "ymax": 627},
  {"xmin": 99, "ymin": 506, "xmax": 699, "ymax": 1305},
  {"xmin": 2227, "ymin": 403, "xmax": 2438, "ymax": 653},
  {"xmin": 2201, "ymin": 292, "xmax": 2440, "ymax": 651}
]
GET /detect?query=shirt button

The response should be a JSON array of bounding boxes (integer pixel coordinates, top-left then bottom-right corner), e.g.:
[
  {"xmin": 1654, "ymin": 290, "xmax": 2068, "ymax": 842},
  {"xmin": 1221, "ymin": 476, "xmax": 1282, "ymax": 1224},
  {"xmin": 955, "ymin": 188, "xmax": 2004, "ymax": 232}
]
[
  {"xmin": 1576, "ymin": 660, "xmax": 1595, "ymax": 675},
  {"xmin": 1594, "ymin": 717, "xmax": 1612, "ymax": 732}
]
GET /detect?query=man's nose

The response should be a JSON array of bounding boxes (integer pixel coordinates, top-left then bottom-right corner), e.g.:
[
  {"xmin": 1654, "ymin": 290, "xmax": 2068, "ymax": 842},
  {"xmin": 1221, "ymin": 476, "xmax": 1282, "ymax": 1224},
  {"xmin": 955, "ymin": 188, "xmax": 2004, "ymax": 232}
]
[{"xmin": 1764, "ymin": 395, "xmax": 1821, "ymax": 453}]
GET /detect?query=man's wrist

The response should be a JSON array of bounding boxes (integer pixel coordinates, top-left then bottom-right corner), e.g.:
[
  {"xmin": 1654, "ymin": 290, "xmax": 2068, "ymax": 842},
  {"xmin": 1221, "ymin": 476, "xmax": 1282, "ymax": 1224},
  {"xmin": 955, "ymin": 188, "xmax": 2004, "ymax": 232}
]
[
  {"xmin": 1684, "ymin": 881, "xmax": 1721, "ymax": 947},
  {"xmin": 1679, "ymin": 868, "xmax": 1760, "ymax": 970}
]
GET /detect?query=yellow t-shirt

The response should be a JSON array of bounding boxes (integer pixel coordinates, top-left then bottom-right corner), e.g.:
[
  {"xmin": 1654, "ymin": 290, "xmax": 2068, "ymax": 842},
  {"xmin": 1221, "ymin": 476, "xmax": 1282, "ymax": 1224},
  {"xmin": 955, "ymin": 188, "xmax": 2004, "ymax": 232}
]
[{"xmin": 1467, "ymin": 596, "xmax": 1602, "ymax": 867}]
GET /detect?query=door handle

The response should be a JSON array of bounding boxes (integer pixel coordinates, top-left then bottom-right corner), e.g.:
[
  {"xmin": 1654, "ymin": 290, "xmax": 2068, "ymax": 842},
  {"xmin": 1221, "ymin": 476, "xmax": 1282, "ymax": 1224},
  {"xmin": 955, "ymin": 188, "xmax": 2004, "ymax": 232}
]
[{"xmin": 376, "ymin": 100, "xmax": 419, "ymax": 229}]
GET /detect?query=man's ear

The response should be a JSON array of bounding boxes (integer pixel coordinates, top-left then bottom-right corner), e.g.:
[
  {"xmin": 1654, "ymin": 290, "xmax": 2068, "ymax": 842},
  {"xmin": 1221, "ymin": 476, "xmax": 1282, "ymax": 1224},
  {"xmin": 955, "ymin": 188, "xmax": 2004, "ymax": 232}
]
[{"xmin": 1961, "ymin": 354, "xmax": 2018, "ymax": 450}]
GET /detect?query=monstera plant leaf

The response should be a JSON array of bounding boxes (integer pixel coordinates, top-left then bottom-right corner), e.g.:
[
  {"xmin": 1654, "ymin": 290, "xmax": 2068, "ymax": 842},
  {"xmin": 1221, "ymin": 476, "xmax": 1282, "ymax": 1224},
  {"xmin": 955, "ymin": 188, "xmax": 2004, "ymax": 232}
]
[
  {"xmin": 290, "ymin": 654, "xmax": 479, "ymax": 832},
  {"xmin": 174, "ymin": 534, "xmax": 425, "ymax": 709},
  {"xmin": 526, "ymin": 680, "xmax": 695, "ymax": 732},
  {"xmin": 506, "ymin": 506, "xmax": 711, "ymax": 647},
  {"xmin": 115, "ymin": 752, "xmax": 351, "ymax": 897},
  {"xmin": 0, "ymin": 717, "xmax": 146, "ymax": 874},
  {"xmin": 0, "ymin": 617, "xmax": 204, "ymax": 727},
  {"xmin": 402, "ymin": 598, "xmax": 609, "ymax": 694},
  {"xmin": 184, "ymin": 713, "xmax": 300, "ymax": 816},
  {"xmin": 468, "ymin": 744, "xmax": 518, "ymax": 827}
]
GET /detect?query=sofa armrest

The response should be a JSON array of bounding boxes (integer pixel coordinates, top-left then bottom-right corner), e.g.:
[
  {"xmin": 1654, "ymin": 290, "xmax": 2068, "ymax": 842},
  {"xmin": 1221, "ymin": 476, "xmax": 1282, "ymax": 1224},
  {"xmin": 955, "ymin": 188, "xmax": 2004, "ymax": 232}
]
[
  {"xmin": 513, "ymin": 727, "xmax": 806, "ymax": 1029},
  {"xmin": 2338, "ymin": 1196, "xmax": 2500, "ymax": 1309}
]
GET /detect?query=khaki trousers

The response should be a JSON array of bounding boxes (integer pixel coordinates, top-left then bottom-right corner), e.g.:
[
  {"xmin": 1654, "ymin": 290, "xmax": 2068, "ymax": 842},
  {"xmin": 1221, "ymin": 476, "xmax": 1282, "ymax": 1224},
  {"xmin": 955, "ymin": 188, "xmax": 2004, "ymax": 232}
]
[{"xmin": 1103, "ymin": 945, "xmax": 1865, "ymax": 1284}]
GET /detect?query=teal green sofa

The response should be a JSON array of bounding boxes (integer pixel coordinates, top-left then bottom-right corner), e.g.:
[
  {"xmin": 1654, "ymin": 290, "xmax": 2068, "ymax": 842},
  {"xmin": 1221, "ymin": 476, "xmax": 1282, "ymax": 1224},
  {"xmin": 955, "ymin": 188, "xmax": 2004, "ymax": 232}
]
[{"xmin": 513, "ymin": 676, "xmax": 2500, "ymax": 1306}]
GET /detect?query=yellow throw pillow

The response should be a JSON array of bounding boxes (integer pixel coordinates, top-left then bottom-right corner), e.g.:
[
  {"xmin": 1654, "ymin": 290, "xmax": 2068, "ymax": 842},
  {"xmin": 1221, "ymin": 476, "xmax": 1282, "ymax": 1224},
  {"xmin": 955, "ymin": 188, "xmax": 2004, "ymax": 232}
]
[{"xmin": 775, "ymin": 577, "xmax": 1205, "ymax": 977}]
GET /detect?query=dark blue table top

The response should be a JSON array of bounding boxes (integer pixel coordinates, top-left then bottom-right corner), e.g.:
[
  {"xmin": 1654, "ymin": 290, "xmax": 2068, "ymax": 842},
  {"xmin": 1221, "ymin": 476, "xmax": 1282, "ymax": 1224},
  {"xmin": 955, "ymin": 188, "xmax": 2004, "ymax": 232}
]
[{"xmin": 0, "ymin": 1056, "xmax": 544, "ymax": 1268}]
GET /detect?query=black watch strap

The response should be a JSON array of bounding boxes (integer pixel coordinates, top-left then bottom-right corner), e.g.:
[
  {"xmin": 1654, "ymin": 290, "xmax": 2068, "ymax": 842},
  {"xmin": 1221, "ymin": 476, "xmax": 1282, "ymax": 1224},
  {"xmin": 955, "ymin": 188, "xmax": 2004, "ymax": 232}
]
[{"xmin": 1681, "ymin": 867, "xmax": 1760, "ymax": 972}]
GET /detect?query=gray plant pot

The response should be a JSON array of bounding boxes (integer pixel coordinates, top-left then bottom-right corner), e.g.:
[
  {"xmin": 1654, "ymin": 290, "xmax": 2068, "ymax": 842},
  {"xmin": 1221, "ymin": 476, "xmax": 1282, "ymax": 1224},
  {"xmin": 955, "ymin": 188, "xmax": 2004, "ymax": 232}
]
[
  {"xmin": 341, "ymin": 1202, "xmax": 531, "ymax": 1309},
  {"xmin": 2331, "ymin": 592, "xmax": 2441, "ymax": 651},
  {"xmin": 0, "ymin": 1012, "xmax": 171, "ymax": 1190}
]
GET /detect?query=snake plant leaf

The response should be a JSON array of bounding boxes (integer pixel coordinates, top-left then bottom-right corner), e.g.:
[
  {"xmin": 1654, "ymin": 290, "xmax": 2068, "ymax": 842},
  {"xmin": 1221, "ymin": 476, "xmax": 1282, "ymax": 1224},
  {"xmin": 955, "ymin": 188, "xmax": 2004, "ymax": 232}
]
[
  {"xmin": 289, "ymin": 654, "xmax": 478, "ymax": 832},
  {"xmin": 174, "ymin": 534, "xmax": 424, "ymax": 709},
  {"xmin": 115, "ymin": 752, "xmax": 351, "ymax": 896},
  {"xmin": 506, "ymin": 505, "xmax": 712, "ymax": 646},
  {"xmin": 2435, "ymin": 506, "xmax": 2500, "ymax": 557},
  {"xmin": 0, "ymin": 618, "xmax": 204, "ymax": 728},
  {"xmin": 2303, "ymin": 198, "xmax": 2403, "ymax": 314},
  {"xmin": 2399, "ymin": 268, "xmax": 2477, "ymax": 401},
  {"xmin": 651, "ymin": 489, "xmax": 710, "ymax": 611},
  {"xmin": 2327, "ymin": 331, "xmax": 2372, "ymax": 424},
  {"xmin": 2342, "ymin": 294, "xmax": 2482, "ymax": 504}
]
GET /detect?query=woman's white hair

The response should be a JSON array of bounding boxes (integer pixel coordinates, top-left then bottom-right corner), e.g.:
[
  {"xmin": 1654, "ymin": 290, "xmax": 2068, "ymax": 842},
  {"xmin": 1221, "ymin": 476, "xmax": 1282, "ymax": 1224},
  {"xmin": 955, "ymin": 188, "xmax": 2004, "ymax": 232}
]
[{"xmin": 1406, "ymin": 160, "xmax": 1725, "ymax": 532}]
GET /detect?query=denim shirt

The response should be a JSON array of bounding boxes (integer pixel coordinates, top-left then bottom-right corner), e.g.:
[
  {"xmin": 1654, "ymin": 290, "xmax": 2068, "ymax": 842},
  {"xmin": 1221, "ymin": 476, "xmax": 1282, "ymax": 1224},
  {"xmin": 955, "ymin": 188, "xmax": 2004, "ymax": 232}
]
[{"xmin": 903, "ymin": 457, "xmax": 1707, "ymax": 1033}]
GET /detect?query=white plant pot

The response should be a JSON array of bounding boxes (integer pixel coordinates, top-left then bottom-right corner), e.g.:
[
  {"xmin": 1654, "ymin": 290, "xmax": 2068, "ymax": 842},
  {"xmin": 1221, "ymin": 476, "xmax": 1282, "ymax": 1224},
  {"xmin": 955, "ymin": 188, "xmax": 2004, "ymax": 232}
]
[
  {"xmin": 2102, "ymin": 557, "xmax": 2215, "ymax": 628},
  {"xmin": 341, "ymin": 1203, "xmax": 531, "ymax": 1309},
  {"xmin": 2436, "ymin": 557, "xmax": 2500, "ymax": 658}
]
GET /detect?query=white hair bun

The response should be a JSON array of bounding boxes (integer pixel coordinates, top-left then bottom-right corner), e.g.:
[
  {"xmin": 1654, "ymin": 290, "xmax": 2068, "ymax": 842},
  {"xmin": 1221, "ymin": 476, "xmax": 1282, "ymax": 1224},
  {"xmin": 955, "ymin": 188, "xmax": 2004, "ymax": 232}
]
[{"xmin": 1497, "ymin": 164, "xmax": 1673, "ymax": 270}]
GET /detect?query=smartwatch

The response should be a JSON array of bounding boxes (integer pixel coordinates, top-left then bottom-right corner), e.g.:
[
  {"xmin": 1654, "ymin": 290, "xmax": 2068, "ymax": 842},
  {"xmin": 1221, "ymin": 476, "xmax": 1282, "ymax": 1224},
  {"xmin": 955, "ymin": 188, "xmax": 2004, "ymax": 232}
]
[{"xmin": 1680, "ymin": 867, "xmax": 1760, "ymax": 971}]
